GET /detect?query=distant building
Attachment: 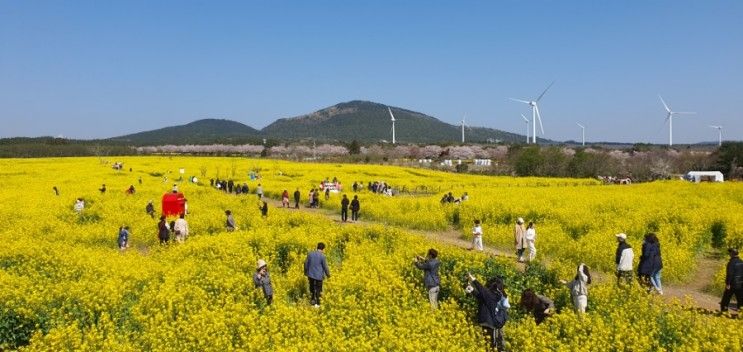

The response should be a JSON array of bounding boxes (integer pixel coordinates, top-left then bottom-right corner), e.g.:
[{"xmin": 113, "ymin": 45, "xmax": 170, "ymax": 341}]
[{"xmin": 684, "ymin": 171, "xmax": 724, "ymax": 183}]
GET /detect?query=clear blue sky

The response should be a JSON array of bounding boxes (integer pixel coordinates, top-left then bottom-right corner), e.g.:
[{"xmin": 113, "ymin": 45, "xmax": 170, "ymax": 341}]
[{"xmin": 1, "ymin": 1, "xmax": 741, "ymax": 143}]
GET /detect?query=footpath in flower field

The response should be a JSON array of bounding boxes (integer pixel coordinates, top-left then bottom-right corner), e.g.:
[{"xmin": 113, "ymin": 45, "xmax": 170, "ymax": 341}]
[{"xmin": 264, "ymin": 197, "xmax": 725, "ymax": 312}]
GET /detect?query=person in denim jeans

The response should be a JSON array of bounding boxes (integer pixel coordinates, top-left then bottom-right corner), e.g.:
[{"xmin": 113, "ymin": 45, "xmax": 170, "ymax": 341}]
[{"xmin": 414, "ymin": 248, "xmax": 441, "ymax": 309}]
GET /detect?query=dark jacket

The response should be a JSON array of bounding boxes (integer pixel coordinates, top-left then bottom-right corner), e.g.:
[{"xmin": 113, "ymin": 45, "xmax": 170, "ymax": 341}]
[
  {"xmin": 471, "ymin": 280, "xmax": 503, "ymax": 328},
  {"xmin": 533, "ymin": 295, "xmax": 554, "ymax": 324},
  {"xmin": 414, "ymin": 258, "xmax": 440, "ymax": 288},
  {"xmin": 350, "ymin": 199, "xmax": 360, "ymax": 211},
  {"xmin": 304, "ymin": 250, "xmax": 331, "ymax": 281},
  {"xmin": 341, "ymin": 198, "xmax": 350, "ymax": 209},
  {"xmin": 293, "ymin": 190, "xmax": 300, "ymax": 201},
  {"xmin": 638, "ymin": 241, "xmax": 663, "ymax": 275},
  {"xmin": 158, "ymin": 220, "xmax": 170, "ymax": 240},
  {"xmin": 726, "ymin": 255, "xmax": 743, "ymax": 288}
]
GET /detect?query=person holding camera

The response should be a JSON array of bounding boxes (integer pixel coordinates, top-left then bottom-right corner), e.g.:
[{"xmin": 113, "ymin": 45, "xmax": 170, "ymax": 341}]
[
  {"xmin": 414, "ymin": 248, "xmax": 441, "ymax": 309},
  {"xmin": 466, "ymin": 273, "xmax": 509, "ymax": 351},
  {"xmin": 254, "ymin": 259, "xmax": 274, "ymax": 306}
]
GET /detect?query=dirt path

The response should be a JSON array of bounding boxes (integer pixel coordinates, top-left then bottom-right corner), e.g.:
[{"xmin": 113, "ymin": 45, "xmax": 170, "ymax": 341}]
[{"xmin": 265, "ymin": 197, "xmax": 725, "ymax": 312}]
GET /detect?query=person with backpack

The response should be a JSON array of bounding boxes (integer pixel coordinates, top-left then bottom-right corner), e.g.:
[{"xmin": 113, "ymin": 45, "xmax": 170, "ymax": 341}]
[
  {"xmin": 561, "ymin": 263, "xmax": 592, "ymax": 313},
  {"xmin": 414, "ymin": 248, "xmax": 441, "ymax": 309},
  {"xmin": 157, "ymin": 215, "xmax": 170, "ymax": 245},
  {"xmin": 350, "ymin": 195, "xmax": 360, "ymax": 222},
  {"xmin": 340, "ymin": 194, "xmax": 350, "ymax": 222},
  {"xmin": 471, "ymin": 220, "xmax": 484, "ymax": 251},
  {"xmin": 520, "ymin": 289, "xmax": 554, "ymax": 325},
  {"xmin": 720, "ymin": 248, "xmax": 743, "ymax": 313},
  {"xmin": 254, "ymin": 259, "xmax": 274, "ymax": 306},
  {"xmin": 466, "ymin": 273, "xmax": 509, "ymax": 351},
  {"xmin": 638, "ymin": 233, "xmax": 663, "ymax": 294}
]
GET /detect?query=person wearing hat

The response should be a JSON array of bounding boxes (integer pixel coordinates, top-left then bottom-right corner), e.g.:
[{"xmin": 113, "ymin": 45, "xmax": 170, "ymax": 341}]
[
  {"xmin": 615, "ymin": 233, "xmax": 634, "ymax": 286},
  {"xmin": 254, "ymin": 259, "xmax": 274, "ymax": 305},
  {"xmin": 514, "ymin": 218, "xmax": 526, "ymax": 262},
  {"xmin": 720, "ymin": 248, "xmax": 743, "ymax": 313}
]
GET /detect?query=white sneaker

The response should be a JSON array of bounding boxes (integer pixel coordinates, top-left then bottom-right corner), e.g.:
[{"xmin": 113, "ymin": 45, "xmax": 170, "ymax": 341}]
[{"xmin": 312, "ymin": 304, "xmax": 320, "ymax": 308}]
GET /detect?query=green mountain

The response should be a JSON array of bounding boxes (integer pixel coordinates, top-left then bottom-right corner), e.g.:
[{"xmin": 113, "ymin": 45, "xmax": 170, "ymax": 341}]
[
  {"xmin": 110, "ymin": 119, "xmax": 261, "ymax": 145},
  {"xmin": 262, "ymin": 100, "xmax": 529, "ymax": 143}
]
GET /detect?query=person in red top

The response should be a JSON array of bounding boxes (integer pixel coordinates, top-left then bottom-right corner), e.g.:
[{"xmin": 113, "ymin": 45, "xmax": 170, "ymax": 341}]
[{"xmin": 282, "ymin": 190, "xmax": 290, "ymax": 208}]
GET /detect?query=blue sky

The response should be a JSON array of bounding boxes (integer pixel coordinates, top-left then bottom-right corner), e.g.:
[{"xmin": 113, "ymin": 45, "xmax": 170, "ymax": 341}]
[{"xmin": 1, "ymin": 1, "xmax": 741, "ymax": 143}]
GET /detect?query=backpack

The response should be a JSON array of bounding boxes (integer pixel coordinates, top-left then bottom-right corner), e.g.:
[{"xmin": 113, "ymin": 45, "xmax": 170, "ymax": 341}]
[{"xmin": 492, "ymin": 293, "xmax": 509, "ymax": 329}]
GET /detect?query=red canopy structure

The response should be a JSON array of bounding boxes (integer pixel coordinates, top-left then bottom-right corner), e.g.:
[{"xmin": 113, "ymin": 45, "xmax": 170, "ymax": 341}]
[{"xmin": 162, "ymin": 192, "xmax": 185, "ymax": 217}]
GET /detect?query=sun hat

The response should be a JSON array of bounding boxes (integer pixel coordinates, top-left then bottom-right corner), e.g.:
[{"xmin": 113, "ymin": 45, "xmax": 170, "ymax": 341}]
[
  {"xmin": 517, "ymin": 217, "xmax": 524, "ymax": 224},
  {"xmin": 256, "ymin": 259, "xmax": 267, "ymax": 270},
  {"xmin": 615, "ymin": 233, "xmax": 627, "ymax": 240}
]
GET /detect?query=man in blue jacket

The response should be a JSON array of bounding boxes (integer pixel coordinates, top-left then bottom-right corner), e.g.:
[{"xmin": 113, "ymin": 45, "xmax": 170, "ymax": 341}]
[{"xmin": 305, "ymin": 242, "xmax": 331, "ymax": 307}]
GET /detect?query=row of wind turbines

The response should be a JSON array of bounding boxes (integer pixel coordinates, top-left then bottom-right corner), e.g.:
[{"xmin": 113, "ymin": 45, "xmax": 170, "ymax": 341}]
[{"xmin": 385, "ymin": 84, "xmax": 726, "ymax": 147}]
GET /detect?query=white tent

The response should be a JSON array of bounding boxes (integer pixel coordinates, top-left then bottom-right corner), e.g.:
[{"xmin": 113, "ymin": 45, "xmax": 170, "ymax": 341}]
[{"xmin": 684, "ymin": 171, "xmax": 724, "ymax": 183}]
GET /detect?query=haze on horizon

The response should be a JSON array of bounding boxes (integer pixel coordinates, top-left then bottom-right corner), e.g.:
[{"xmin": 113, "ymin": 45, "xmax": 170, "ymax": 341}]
[{"xmin": 1, "ymin": 1, "xmax": 741, "ymax": 144}]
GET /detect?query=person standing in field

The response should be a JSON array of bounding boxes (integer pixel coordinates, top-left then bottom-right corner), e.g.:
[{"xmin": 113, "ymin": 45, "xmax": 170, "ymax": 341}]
[
  {"xmin": 350, "ymin": 195, "xmax": 360, "ymax": 222},
  {"xmin": 118, "ymin": 226, "xmax": 130, "ymax": 250},
  {"xmin": 304, "ymin": 242, "xmax": 331, "ymax": 307},
  {"xmin": 174, "ymin": 213, "xmax": 189, "ymax": 243},
  {"xmin": 254, "ymin": 259, "xmax": 274, "ymax": 306},
  {"xmin": 157, "ymin": 215, "xmax": 170, "ymax": 244},
  {"xmin": 259, "ymin": 201, "xmax": 269, "ymax": 218},
  {"xmin": 414, "ymin": 248, "xmax": 441, "ymax": 309},
  {"xmin": 99, "ymin": 184, "xmax": 106, "ymax": 194},
  {"xmin": 615, "ymin": 233, "xmax": 635, "ymax": 286},
  {"xmin": 720, "ymin": 248, "xmax": 743, "ymax": 313},
  {"xmin": 293, "ymin": 188, "xmax": 301, "ymax": 209},
  {"xmin": 74, "ymin": 198, "xmax": 85, "ymax": 213},
  {"xmin": 525, "ymin": 222, "xmax": 537, "ymax": 262},
  {"xmin": 225, "ymin": 210, "xmax": 236, "ymax": 231},
  {"xmin": 324, "ymin": 187, "xmax": 331, "ymax": 201},
  {"xmin": 466, "ymin": 273, "xmax": 509, "ymax": 351},
  {"xmin": 560, "ymin": 263, "xmax": 592, "ymax": 313},
  {"xmin": 340, "ymin": 194, "xmax": 350, "ymax": 222},
  {"xmin": 282, "ymin": 190, "xmax": 290, "ymax": 208},
  {"xmin": 514, "ymin": 218, "xmax": 526, "ymax": 262},
  {"xmin": 256, "ymin": 184, "xmax": 263, "ymax": 199},
  {"xmin": 53, "ymin": 186, "xmax": 59, "ymax": 196},
  {"xmin": 520, "ymin": 289, "xmax": 554, "ymax": 325},
  {"xmin": 638, "ymin": 233, "xmax": 663, "ymax": 294},
  {"xmin": 145, "ymin": 200, "xmax": 155, "ymax": 219},
  {"xmin": 471, "ymin": 220, "xmax": 484, "ymax": 251}
]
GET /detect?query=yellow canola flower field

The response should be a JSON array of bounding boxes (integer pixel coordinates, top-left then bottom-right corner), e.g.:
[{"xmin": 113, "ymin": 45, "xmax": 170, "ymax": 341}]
[{"xmin": 0, "ymin": 157, "xmax": 741, "ymax": 351}]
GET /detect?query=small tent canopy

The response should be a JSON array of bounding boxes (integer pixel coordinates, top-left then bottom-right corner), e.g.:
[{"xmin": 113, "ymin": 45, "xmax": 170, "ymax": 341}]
[
  {"xmin": 684, "ymin": 171, "xmax": 724, "ymax": 183},
  {"xmin": 162, "ymin": 192, "xmax": 186, "ymax": 216}
]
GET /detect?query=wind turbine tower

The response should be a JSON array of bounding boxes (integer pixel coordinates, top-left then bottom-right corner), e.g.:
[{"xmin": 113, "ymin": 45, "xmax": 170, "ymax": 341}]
[
  {"xmin": 460, "ymin": 115, "xmax": 469, "ymax": 143},
  {"xmin": 659, "ymin": 95, "xmax": 695, "ymax": 146},
  {"xmin": 387, "ymin": 107, "xmax": 396, "ymax": 144},
  {"xmin": 709, "ymin": 125, "xmax": 723, "ymax": 146},
  {"xmin": 510, "ymin": 81, "xmax": 553, "ymax": 144},
  {"xmin": 576, "ymin": 123, "xmax": 585, "ymax": 146},
  {"xmin": 520, "ymin": 114, "xmax": 529, "ymax": 144}
]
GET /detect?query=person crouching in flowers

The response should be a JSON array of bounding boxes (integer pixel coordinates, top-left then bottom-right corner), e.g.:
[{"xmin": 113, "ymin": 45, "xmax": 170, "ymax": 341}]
[
  {"xmin": 560, "ymin": 263, "xmax": 592, "ymax": 313},
  {"xmin": 254, "ymin": 259, "xmax": 273, "ymax": 306},
  {"xmin": 520, "ymin": 289, "xmax": 554, "ymax": 325},
  {"xmin": 414, "ymin": 248, "xmax": 441, "ymax": 309},
  {"xmin": 466, "ymin": 273, "xmax": 509, "ymax": 351},
  {"xmin": 117, "ymin": 226, "xmax": 130, "ymax": 251}
]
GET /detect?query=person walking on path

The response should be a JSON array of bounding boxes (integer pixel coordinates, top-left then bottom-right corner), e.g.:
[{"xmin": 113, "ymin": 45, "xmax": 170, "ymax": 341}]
[
  {"xmin": 466, "ymin": 273, "xmax": 509, "ymax": 351},
  {"xmin": 514, "ymin": 218, "xmax": 526, "ymax": 262},
  {"xmin": 174, "ymin": 213, "xmax": 189, "ymax": 243},
  {"xmin": 304, "ymin": 242, "xmax": 331, "ymax": 307},
  {"xmin": 560, "ymin": 263, "xmax": 592, "ymax": 313},
  {"xmin": 471, "ymin": 220, "xmax": 484, "ymax": 251},
  {"xmin": 525, "ymin": 222, "xmax": 537, "ymax": 262},
  {"xmin": 118, "ymin": 226, "xmax": 130, "ymax": 250},
  {"xmin": 520, "ymin": 289, "xmax": 554, "ymax": 325},
  {"xmin": 256, "ymin": 184, "xmax": 263, "ymax": 199},
  {"xmin": 53, "ymin": 186, "xmax": 59, "ymax": 196},
  {"xmin": 324, "ymin": 187, "xmax": 331, "ymax": 201},
  {"xmin": 259, "ymin": 201, "xmax": 269, "ymax": 218},
  {"xmin": 615, "ymin": 233, "xmax": 635, "ymax": 287},
  {"xmin": 157, "ymin": 216, "xmax": 170, "ymax": 245},
  {"xmin": 254, "ymin": 259, "xmax": 274, "ymax": 306},
  {"xmin": 638, "ymin": 233, "xmax": 663, "ymax": 294},
  {"xmin": 720, "ymin": 248, "xmax": 743, "ymax": 313},
  {"xmin": 350, "ymin": 195, "xmax": 360, "ymax": 222},
  {"xmin": 414, "ymin": 248, "xmax": 441, "ymax": 309},
  {"xmin": 225, "ymin": 210, "xmax": 236, "ymax": 231},
  {"xmin": 282, "ymin": 190, "xmax": 290, "ymax": 208},
  {"xmin": 145, "ymin": 200, "xmax": 155, "ymax": 219},
  {"xmin": 340, "ymin": 194, "xmax": 350, "ymax": 222},
  {"xmin": 293, "ymin": 188, "xmax": 301, "ymax": 209}
]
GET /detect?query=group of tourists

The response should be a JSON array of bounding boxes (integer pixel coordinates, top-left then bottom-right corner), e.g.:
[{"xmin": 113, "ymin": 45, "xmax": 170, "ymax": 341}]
[
  {"xmin": 339, "ymin": 194, "xmax": 361, "ymax": 222},
  {"xmin": 156, "ymin": 213, "xmax": 189, "ymax": 245},
  {"xmin": 210, "ymin": 178, "xmax": 254, "ymax": 196},
  {"xmin": 440, "ymin": 191, "xmax": 468, "ymax": 204}
]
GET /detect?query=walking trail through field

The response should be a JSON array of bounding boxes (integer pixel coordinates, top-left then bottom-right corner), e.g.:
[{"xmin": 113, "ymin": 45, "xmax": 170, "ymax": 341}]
[{"xmin": 266, "ymin": 197, "xmax": 726, "ymax": 312}]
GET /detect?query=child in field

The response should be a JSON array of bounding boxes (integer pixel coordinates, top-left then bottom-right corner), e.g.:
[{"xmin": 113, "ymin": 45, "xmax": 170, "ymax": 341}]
[
  {"xmin": 471, "ymin": 220, "xmax": 484, "ymax": 251},
  {"xmin": 254, "ymin": 259, "xmax": 274, "ymax": 305}
]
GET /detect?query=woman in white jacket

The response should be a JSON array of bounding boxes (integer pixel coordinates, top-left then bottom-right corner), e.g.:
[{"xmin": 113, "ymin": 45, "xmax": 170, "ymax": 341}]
[
  {"xmin": 525, "ymin": 222, "xmax": 537, "ymax": 262},
  {"xmin": 561, "ymin": 263, "xmax": 592, "ymax": 313}
]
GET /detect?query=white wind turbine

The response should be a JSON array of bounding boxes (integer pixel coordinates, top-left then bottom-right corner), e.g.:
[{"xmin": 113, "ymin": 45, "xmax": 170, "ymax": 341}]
[
  {"xmin": 659, "ymin": 95, "xmax": 695, "ymax": 146},
  {"xmin": 460, "ymin": 114, "xmax": 470, "ymax": 143},
  {"xmin": 387, "ymin": 107, "xmax": 396, "ymax": 144},
  {"xmin": 576, "ymin": 122, "xmax": 585, "ymax": 146},
  {"xmin": 520, "ymin": 114, "xmax": 530, "ymax": 144},
  {"xmin": 709, "ymin": 125, "xmax": 723, "ymax": 146},
  {"xmin": 509, "ymin": 81, "xmax": 553, "ymax": 144}
]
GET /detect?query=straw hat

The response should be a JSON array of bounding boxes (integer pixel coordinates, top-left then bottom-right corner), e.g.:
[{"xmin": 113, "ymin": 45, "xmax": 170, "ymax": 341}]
[{"xmin": 256, "ymin": 259, "xmax": 267, "ymax": 270}]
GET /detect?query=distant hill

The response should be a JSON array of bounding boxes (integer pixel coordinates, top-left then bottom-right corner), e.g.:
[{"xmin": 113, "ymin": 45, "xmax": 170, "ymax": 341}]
[
  {"xmin": 110, "ymin": 119, "xmax": 261, "ymax": 145},
  {"xmin": 262, "ymin": 100, "xmax": 534, "ymax": 144}
]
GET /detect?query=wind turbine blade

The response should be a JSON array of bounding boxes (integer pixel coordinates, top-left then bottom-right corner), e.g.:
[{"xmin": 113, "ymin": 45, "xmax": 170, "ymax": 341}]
[
  {"xmin": 674, "ymin": 111, "xmax": 696, "ymax": 115},
  {"xmin": 658, "ymin": 95, "xmax": 671, "ymax": 113},
  {"xmin": 509, "ymin": 98, "xmax": 531, "ymax": 104},
  {"xmin": 388, "ymin": 107, "xmax": 395, "ymax": 121},
  {"xmin": 536, "ymin": 81, "xmax": 555, "ymax": 102},
  {"xmin": 535, "ymin": 105, "xmax": 545, "ymax": 135},
  {"xmin": 520, "ymin": 114, "xmax": 529, "ymax": 123},
  {"xmin": 576, "ymin": 122, "xmax": 584, "ymax": 128}
]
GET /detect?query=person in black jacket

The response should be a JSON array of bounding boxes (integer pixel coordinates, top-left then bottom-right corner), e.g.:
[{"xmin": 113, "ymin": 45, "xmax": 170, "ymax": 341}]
[
  {"xmin": 520, "ymin": 288, "xmax": 554, "ymax": 325},
  {"xmin": 340, "ymin": 194, "xmax": 350, "ymax": 222},
  {"xmin": 720, "ymin": 248, "xmax": 743, "ymax": 313},
  {"xmin": 637, "ymin": 233, "xmax": 663, "ymax": 294},
  {"xmin": 157, "ymin": 215, "xmax": 170, "ymax": 245},
  {"xmin": 293, "ymin": 188, "xmax": 301, "ymax": 209},
  {"xmin": 467, "ymin": 273, "xmax": 508, "ymax": 351},
  {"xmin": 350, "ymin": 195, "xmax": 360, "ymax": 222}
]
